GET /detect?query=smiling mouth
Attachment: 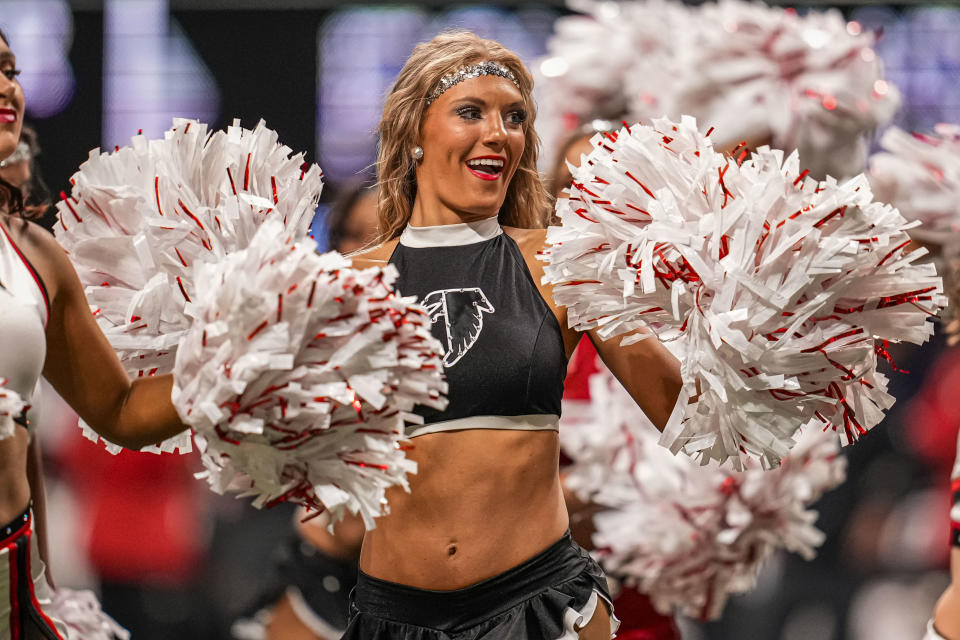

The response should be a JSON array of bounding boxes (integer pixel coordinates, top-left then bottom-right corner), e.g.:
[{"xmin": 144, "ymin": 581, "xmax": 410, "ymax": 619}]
[{"xmin": 465, "ymin": 157, "xmax": 504, "ymax": 181}]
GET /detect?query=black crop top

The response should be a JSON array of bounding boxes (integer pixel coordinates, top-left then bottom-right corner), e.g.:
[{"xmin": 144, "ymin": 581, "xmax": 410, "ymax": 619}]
[{"xmin": 389, "ymin": 218, "xmax": 566, "ymax": 438}]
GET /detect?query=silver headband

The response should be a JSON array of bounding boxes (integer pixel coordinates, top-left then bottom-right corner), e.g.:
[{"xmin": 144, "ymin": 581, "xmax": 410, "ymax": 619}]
[{"xmin": 426, "ymin": 61, "xmax": 520, "ymax": 107}]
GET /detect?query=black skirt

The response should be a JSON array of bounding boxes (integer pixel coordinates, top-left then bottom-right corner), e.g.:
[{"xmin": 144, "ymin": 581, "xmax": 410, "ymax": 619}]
[
  {"xmin": 342, "ymin": 531, "xmax": 618, "ymax": 640},
  {"xmin": 230, "ymin": 532, "xmax": 357, "ymax": 639}
]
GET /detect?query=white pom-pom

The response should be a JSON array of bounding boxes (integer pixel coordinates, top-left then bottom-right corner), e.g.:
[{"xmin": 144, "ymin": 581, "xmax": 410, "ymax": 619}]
[
  {"xmin": 172, "ymin": 220, "xmax": 447, "ymax": 528},
  {"xmin": 869, "ymin": 124, "xmax": 960, "ymax": 239},
  {"xmin": 49, "ymin": 588, "xmax": 130, "ymax": 640},
  {"xmin": 664, "ymin": 0, "xmax": 899, "ymax": 179},
  {"xmin": 0, "ymin": 380, "xmax": 25, "ymax": 441},
  {"xmin": 562, "ymin": 368, "xmax": 846, "ymax": 621},
  {"xmin": 536, "ymin": 1, "xmax": 896, "ymax": 179},
  {"xmin": 542, "ymin": 116, "xmax": 945, "ymax": 468},
  {"xmin": 534, "ymin": 0, "xmax": 689, "ymax": 167},
  {"xmin": 54, "ymin": 118, "xmax": 324, "ymax": 454},
  {"xmin": 869, "ymin": 124, "xmax": 960, "ymax": 341}
]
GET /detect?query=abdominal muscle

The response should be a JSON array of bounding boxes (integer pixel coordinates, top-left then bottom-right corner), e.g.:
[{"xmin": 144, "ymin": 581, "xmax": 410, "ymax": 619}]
[
  {"xmin": 359, "ymin": 427, "xmax": 569, "ymax": 590},
  {"xmin": 0, "ymin": 429, "xmax": 32, "ymax": 525}
]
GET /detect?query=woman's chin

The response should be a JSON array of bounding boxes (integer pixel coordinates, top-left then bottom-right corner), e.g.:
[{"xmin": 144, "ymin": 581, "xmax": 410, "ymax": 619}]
[
  {"xmin": 444, "ymin": 200, "xmax": 503, "ymax": 221},
  {"xmin": 0, "ymin": 128, "xmax": 19, "ymax": 156},
  {"xmin": 0, "ymin": 141, "xmax": 17, "ymax": 164},
  {"xmin": 468, "ymin": 195, "xmax": 509, "ymax": 216}
]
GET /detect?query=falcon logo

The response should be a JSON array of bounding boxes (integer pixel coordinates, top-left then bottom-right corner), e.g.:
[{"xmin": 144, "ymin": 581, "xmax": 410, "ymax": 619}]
[{"xmin": 422, "ymin": 288, "xmax": 495, "ymax": 367}]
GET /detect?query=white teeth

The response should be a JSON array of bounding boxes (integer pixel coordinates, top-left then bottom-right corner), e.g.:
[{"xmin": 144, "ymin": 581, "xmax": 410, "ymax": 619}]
[{"xmin": 467, "ymin": 158, "xmax": 504, "ymax": 169}]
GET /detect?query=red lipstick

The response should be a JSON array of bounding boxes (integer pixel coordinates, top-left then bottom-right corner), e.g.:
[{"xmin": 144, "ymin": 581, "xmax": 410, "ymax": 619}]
[{"xmin": 465, "ymin": 155, "xmax": 506, "ymax": 181}]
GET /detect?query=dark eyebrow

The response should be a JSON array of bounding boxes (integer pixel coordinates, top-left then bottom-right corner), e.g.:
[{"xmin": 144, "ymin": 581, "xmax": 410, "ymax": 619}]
[
  {"xmin": 453, "ymin": 96, "xmax": 488, "ymax": 108},
  {"xmin": 453, "ymin": 96, "xmax": 526, "ymax": 110}
]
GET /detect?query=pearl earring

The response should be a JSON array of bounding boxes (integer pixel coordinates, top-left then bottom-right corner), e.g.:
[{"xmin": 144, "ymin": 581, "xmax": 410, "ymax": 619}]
[{"xmin": 412, "ymin": 146, "xmax": 424, "ymax": 160}]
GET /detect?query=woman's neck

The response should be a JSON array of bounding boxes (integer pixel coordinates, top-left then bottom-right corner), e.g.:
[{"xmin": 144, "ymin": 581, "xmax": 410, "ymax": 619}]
[{"xmin": 408, "ymin": 195, "xmax": 496, "ymax": 228}]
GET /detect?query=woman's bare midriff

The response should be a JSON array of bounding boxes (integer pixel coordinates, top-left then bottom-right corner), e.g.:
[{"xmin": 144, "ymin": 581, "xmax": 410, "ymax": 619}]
[
  {"xmin": 0, "ymin": 429, "xmax": 32, "ymax": 524},
  {"xmin": 359, "ymin": 427, "xmax": 568, "ymax": 590}
]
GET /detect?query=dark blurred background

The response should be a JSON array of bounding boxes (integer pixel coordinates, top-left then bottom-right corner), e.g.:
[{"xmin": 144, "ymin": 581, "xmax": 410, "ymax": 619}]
[{"xmin": 3, "ymin": 1, "xmax": 960, "ymax": 639}]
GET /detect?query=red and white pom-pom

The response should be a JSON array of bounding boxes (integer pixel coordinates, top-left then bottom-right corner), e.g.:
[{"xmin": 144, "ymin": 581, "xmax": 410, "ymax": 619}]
[
  {"xmin": 869, "ymin": 125, "xmax": 960, "ymax": 239},
  {"xmin": 542, "ymin": 116, "xmax": 944, "ymax": 468},
  {"xmin": 0, "ymin": 380, "xmax": 25, "ymax": 441},
  {"xmin": 535, "ymin": 0, "xmax": 688, "ymax": 166},
  {"xmin": 172, "ymin": 220, "xmax": 447, "ymax": 528},
  {"xmin": 54, "ymin": 118, "xmax": 324, "ymax": 454},
  {"xmin": 536, "ymin": 1, "xmax": 895, "ymax": 179},
  {"xmin": 49, "ymin": 588, "xmax": 129, "ymax": 640},
  {"xmin": 663, "ymin": 0, "xmax": 899, "ymax": 179},
  {"xmin": 869, "ymin": 125, "xmax": 960, "ymax": 341},
  {"xmin": 562, "ymin": 368, "xmax": 846, "ymax": 621}
]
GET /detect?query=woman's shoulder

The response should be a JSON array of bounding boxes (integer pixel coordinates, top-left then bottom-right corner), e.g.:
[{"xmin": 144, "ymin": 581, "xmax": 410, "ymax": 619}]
[
  {"xmin": 1, "ymin": 214, "xmax": 62, "ymax": 267},
  {"xmin": 1, "ymin": 214, "xmax": 72, "ymax": 299},
  {"xmin": 502, "ymin": 226, "xmax": 547, "ymax": 247},
  {"xmin": 346, "ymin": 237, "xmax": 400, "ymax": 270},
  {"xmin": 502, "ymin": 226, "xmax": 548, "ymax": 262}
]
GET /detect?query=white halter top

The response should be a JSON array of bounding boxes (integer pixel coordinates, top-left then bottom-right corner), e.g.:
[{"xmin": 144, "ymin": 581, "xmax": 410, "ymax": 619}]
[{"xmin": 0, "ymin": 221, "xmax": 48, "ymax": 415}]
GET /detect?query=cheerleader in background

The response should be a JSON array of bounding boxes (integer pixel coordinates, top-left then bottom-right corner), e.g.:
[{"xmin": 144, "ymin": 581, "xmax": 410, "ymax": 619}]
[{"xmin": 0, "ymin": 27, "xmax": 190, "ymax": 638}]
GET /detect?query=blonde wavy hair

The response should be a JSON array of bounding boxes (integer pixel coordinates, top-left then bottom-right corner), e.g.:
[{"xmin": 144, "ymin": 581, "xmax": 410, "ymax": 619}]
[{"xmin": 375, "ymin": 30, "xmax": 551, "ymax": 241}]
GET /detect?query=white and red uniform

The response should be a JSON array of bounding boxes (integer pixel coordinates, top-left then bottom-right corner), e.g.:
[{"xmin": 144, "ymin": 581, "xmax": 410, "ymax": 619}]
[{"xmin": 0, "ymin": 219, "xmax": 68, "ymax": 639}]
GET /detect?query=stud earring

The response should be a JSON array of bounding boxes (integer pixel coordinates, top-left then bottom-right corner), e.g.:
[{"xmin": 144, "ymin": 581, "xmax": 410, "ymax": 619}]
[{"xmin": 412, "ymin": 146, "xmax": 424, "ymax": 161}]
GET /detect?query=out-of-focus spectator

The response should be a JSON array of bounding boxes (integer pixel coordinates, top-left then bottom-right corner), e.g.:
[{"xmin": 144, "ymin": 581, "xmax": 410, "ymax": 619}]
[
  {"xmin": 547, "ymin": 124, "xmax": 599, "ymax": 202},
  {"xmin": 325, "ymin": 178, "xmax": 378, "ymax": 254}
]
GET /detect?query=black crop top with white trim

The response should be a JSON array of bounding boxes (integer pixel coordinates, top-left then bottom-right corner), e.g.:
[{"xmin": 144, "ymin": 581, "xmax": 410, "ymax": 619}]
[{"xmin": 389, "ymin": 217, "xmax": 566, "ymax": 438}]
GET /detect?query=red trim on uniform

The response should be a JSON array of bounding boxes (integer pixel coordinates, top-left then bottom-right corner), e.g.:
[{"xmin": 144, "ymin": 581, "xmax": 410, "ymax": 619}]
[
  {"xmin": 21, "ymin": 530, "xmax": 65, "ymax": 638},
  {"xmin": 7, "ymin": 538, "xmax": 20, "ymax": 640},
  {"xmin": 0, "ymin": 515, "xmax": 30, "ymax": 547},
  {"xmin": 0, "ymin": 223, "xmax": 50, "ymax": 326},
  {"xmin": 951, "ymin": 477, "xmax": 960, "ymax": 495}
]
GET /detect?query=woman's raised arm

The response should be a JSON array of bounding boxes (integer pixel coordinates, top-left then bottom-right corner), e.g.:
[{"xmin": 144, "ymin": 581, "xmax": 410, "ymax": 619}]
[
  {"xmin": 587, "ymin": 327, "xmax": 681, "ymax": 432},
  {"xmin": 508, "ymin": 225, "xmax": 683, "ymax": 432},
  {"xmin": 15, "ymin": 218, "xmax": 187, "ymax": 449}
]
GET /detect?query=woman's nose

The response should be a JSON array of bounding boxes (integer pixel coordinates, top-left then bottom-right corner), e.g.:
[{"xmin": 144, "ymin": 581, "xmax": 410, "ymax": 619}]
[
  {"xmin": 482, "ymin": 115, "xmax": 507, "ymax": 149},
  {"xmin": 0, "ymin": 76, "xmax": 14, "ymax": 100}
]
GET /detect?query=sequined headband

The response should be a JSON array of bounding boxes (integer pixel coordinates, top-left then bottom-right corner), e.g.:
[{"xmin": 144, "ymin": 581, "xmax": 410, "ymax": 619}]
[{"xmin": 426, "ymin": 61, "xmax": 520, "ymax": 107}]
